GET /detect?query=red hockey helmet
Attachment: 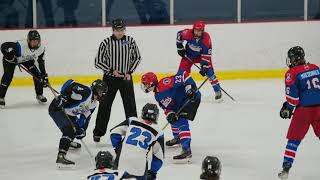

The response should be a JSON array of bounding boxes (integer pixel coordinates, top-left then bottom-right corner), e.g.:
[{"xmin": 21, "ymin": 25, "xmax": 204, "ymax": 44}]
[
  {"xmin": 141, "ymin": 72, "xmax": 158, "ymax": 93},
  {"xmin": 193, "ymin": 21, "xmax": 205, "ymax": 31}
]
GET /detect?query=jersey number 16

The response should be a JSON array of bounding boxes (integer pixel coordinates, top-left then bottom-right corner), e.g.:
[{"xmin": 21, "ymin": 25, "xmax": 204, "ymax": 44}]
[
  {"xmin": 126, "ymin": 127, "xmax": 152, "ymax": 150},
  {"xmin": 306, "ymin": 77, "xmax": 320, "ymax": 90}
]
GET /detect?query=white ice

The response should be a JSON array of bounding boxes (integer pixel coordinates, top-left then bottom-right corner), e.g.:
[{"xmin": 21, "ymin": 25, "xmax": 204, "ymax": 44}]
[{"xmin": 0, "ymin": 79, "xmax": 319, "ymax": 180}]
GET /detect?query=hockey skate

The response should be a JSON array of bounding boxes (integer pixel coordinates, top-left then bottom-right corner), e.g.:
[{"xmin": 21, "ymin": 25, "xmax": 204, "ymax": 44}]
[
  {"xmin": 36, "ymin": 95, "xmax": 47, "ymax": 104},
  {"xmin": 278, "ymin": 168, "xmax": 289, "ymax": 180},
  {"xmin": 165, "ymin": 137, "xmax": 180, "ymax": 148},
  {"xmin": 56, "ymin": 153, "xmax": 75, "ymax": 169},
  {"xmin": 69, "ymin": 141, "xmax": 81, "ymax": 149},
  {"xmin": 0, "ymin": 98, "xmax": 5, "ymax": 108},
  {"xmin": 214, "ymin": 90, "xmax": 223, "ymax": 103},
  {"xmin": 93, "ymin": 136, "xmax": 101, "ymax": 143},
  {"xmin": 173, "ymin": 149, "xmax": 192, "ymax": 164}
]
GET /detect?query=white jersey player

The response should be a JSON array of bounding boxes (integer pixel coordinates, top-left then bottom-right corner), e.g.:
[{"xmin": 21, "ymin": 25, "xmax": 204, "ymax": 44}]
[
  {"xmin": 110, "ymin": 103, "xmax": 164, "ymax": 180},
  {"xmin": 0, "ymin": 30, "xmax": 49, "ymax": 108}
]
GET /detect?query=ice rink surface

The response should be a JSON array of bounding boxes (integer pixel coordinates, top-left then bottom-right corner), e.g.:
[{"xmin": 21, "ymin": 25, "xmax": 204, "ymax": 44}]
[{"xmin": 0, "ymin": 79, "xmax": 319, "ymax": 180}]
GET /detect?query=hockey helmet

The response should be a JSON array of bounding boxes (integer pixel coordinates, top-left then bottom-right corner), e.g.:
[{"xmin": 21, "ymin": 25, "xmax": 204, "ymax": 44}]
[
  {"xmin": 141, "ymin": 72, "xmax": 158, "ymax": 93},
  {"xmin": 200, "ymin": 156, "xmax": 221, "ymax": 180},
  {"xmin": 286, "ymin": 46, "xmax": 306, "ymax": 68},
  {"xmin": 91, "ymin": 79, "xmax": 108, "ymax": 102},
  {"xmin": 95, "ymin": 151, "xmax": 114, "ymax": 169},
  {"xmin": 193, "ymin": 21, "xmax": 205, "ymax": 31},
  {"xmin": 141, "ymin": 103, "xmax": 159, "ymax": 123}
]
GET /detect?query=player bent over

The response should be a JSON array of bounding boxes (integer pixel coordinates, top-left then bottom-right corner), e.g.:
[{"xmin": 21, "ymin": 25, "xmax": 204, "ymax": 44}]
[
  {"xmin": 87, "ymin": 151, "xmax": 125, "ymax": 180},
  {"xmin": 49, "ymin": 79, "xmax": 107, "ymax": 167},
  {"xmin": 141, "ymin": 71, "xmax": 201, "ymax": 162},
  {"xmin": 200, "ymin": 156, "xmax": 222, "ymax": 180},
  {"xmin": 176, "ymin": 21, "xmax": 222, "ymax": 101},
  {"xmin": 278, "ymin": 46, "xmax": 320, "ymax": 179},
  {"xmin": 110, "ymin": 103, "xmax": 164, "ymax": 180}
]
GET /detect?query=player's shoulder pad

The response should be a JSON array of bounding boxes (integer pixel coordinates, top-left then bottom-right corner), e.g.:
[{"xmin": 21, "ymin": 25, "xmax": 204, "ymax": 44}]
[
  {"xmin": 180, "ymin": 29, "xmax": 193, "ymax": 39},
  {"xmin": 158, "ymin": 76, "xmax": 174, "ymax": 92}
]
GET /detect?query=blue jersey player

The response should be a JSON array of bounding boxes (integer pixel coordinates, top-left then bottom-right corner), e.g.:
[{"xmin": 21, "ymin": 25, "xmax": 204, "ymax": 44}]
[
  {"xmin": 141, "ymin": 71, "xmax": 201, "ymax": 162},
  {"xmin": 278, "ymin": 46, "xmax": 320, "ymax": 179},
  {"xmin": 87, "ymin": 151, "xmax": 125, "ymax": 180},
  {"xmin": 49, "ymin": 79, "xmax": 107, "ymax": 168}
]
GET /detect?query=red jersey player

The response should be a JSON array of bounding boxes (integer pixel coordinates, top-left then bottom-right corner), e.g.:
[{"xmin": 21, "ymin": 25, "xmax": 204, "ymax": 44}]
[
  {"xmin": 176, "ymin": 21, "xmax": 222, "ymax": 101},
  {"xmin": 278, "ymin": 46, "xmax": 320, "ymax": 179}
]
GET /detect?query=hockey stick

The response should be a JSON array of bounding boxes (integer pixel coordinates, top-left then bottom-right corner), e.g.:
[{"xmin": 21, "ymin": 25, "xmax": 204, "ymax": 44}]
[
  {"xmin": 184, "ymin": 56, "xmax": 236, "ymax": 101},
  {"xmin": 18, "ymin": 64, "xmax": 94, "ymax": 159},
  {"xmin": 162, "ymin": 77, "xmax": 209, "ymax": 130}
]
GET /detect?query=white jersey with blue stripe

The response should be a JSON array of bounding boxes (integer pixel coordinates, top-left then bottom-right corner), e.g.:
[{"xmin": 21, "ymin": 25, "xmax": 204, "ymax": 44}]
[
  {"xmin": 115, "ymin": 117, "xmax": 164, "ymax": 176},
  {"xmin": 15, "ymin": 39, "xmax": 45, "ymax": 64}
]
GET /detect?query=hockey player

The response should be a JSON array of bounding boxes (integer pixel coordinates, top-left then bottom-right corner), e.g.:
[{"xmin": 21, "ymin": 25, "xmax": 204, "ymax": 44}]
[
  {"xmin": 200, "ymin": 156, "xmax": 222, "ymax": 180},
  {"xmin": 0, "ymin": 30, "xmax": 49, "ymax": 108},
  {"xmin": 110, "ymin": 103, "xmax": 164, "ymax": 180},
  {"xmin": 49, "ymin": 79, "xmax": 107, "ymax": 167},
  {"xmin": 87, "ymin": 151, "xmax": 125, "ymax": 180},
  {"xmin": 141, "ymin": 71, "xmax": 201, "ymax": 162},
  {"xmin": 176, "ymin": 20, "xmax": 222, "ymax": 101},
  {"xmin": 278, "ymin": 46, "xmax": 320, "ymax": 179}
]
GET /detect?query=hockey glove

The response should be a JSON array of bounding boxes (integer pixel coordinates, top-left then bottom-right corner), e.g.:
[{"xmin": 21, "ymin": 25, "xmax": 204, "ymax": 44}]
[
  {"xmin": 177, "ymin": 49, "xmax": 186, "ymax": 58},
  {"xmin": 199, "ymin": 64, "xmax": 209, "ymax": 77},
  {"xmin": 40, "ymin": 73, "xmax": 49, "ymax": 87},
  {"xmin": 280, "ymin": 102, "xmax": 293, "ymax": 119},
  {"xmin": 185, "ymin": 84, "xmax": 196, "ymax": 100},
  {"xmin": 56, "ymin": 95, "xmax": 67, "ymax": 109},
  {"xmin": 75, "ymin": 128, "xmax": 86, "ymax": 140},
  {"xmin": 147, "ymin": 170, "xmax": 157, "ymax": 180},
  {"xmin": 166, "ymin": 112, "xmax": 178, "ymax": 123}
]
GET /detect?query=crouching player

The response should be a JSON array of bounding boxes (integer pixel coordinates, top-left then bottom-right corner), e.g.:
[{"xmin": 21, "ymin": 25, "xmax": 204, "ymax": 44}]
[
  {"xmin": 278, "ymin": 46, "xmax": 320, "ymax": 179},
  {"xmin": 49, "ymin": 79, "xmax": 107, "ymax": 167},
  {"xmin": 110, "ymin": 103, "xmax": 164, "ymax": 179},
  {"xmin": 141, "ymin": 71, "xmax": 201, "ymax": 162}
]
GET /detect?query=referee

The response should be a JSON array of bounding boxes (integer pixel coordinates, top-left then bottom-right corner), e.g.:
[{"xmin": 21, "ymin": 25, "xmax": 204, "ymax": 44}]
[{"xmin": 93, "ymin": 19, "xmax": 141, "ymax": 142}]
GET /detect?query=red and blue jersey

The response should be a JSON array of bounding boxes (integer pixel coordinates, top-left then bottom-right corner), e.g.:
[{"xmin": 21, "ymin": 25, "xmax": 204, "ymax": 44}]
[
  {"xmin": 285, "ymin": 63, "xmax": 320, "ymax": 110},
  {"xmin": 176, "ymin": 29, "xmax": 212, "ymax": 65},
  {"xmin": 154, "ymin": 71, "xmax": 201, "ymax": 115}
]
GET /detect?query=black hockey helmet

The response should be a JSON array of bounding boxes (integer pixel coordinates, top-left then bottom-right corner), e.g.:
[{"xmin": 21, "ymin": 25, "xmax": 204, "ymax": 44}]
[
  {"xmin": 91, "ymin": 79, "xmax": 108, "ymax": 102},
  {"xmin": 112, "ymin": 19, "xmax": 126, "ymax": 31},
  {"xmin": 27, "ymin": 30, "xmax": 41, "ymax": 49},
  {"xmin": 28, "ymin": 30, "xmax": 41, "ymax": 41},
  {"xmin": 141, "ymin": 103, "xmax": 159, "ymax": 123},
  {"xmin": 95, "ymin": 151, "xmax": 114, "ymax": 169},
  {"xmin": 200, "ymin": 156, "xmax": 221, "ymax": 180},
  {"xmin": 286, "ymin": 46, "xmax": 306, "ymax": 68}
]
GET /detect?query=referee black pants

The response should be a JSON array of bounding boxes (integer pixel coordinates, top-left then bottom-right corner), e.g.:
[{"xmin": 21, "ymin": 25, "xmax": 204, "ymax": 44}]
[
  {"xmin": 0, "ymin": 59, "xmax": 43, "ymax": 98},
  {"xmin": 93, "ymin": 75, "xmax": 137, "ymax": 137}
]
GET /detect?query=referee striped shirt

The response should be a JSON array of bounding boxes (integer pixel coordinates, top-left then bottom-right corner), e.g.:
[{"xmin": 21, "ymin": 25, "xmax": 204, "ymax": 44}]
[{"xmin": 95, "ymin": 35, "xmax": 141, "ymax": 76}]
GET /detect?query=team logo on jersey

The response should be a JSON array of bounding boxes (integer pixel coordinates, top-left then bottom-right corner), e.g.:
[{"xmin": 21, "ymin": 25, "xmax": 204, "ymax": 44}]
[
  {"xmin": 163, "ymin": 78, "xmax": 171, "ymax": 85},
  {"xmin": 121, "ymin": 40, "xmax": 129, "ymax": 46},
  {"xmin": 304, "ymin": 64, "xmax": 310, "ymax": 70},
  {"xmin": 161, "ymin": 97, "xmax": 172, "ymax": 107},
  {"xmin": 188, "ymin": 44, "xmax": 201, "ymax": 52}
]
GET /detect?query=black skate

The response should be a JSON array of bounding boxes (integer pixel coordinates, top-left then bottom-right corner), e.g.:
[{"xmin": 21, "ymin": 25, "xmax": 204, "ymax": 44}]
[
  {"xmin": 70, "ymin": 141, "xmax": 81, "ymax": 149},
  {"xmin": 278, "ymin": 168, "xmax": 289, "ymax": 180},
  {"xmin": 56, "ymin": 153, "xmax": 75, "ymax": 168},
  {"xmin": 93, "ymin": 136, "xmax": 101, "ymax": 143},
  {"xmin": 173, "ymin": 149, "xmax": 192, "ymax": 164},
  {"xmin": 36, "ymin": 95, "xmax": 47, "ymax": 104},
  {"xmin": 165, "ymin": 137, "xmax": 180, "ymax": 147},
  {"xmin": 0, "ymin": 98, "xmax": 5, "ymax": 108},
  {"xmin": 214, "ymin": 90, "xmax": 223, "ymax": 102}
]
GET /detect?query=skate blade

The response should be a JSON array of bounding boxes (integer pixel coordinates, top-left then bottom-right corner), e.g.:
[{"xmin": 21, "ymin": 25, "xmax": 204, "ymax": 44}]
[
  {"xmin": 214, "ymin": 98, "xmax": 224, "ymax": 103},
  {"xmin": 173, "ymin": 157, "xmax": 192, "ymax": 164},
  {"xmin": 278, "ymin": 173, "xmax": 288, "ymax": 180},
  {"xmin": 0, "ymin": 105, "xmax": 5, "ymax": 109},
  {"xmin": 37, "ymin": 100, "xmax": 46, "ymax": 105},
  {"xmin": 56, "ymin": 163, "xmax": 76, "ymax": 170}
]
